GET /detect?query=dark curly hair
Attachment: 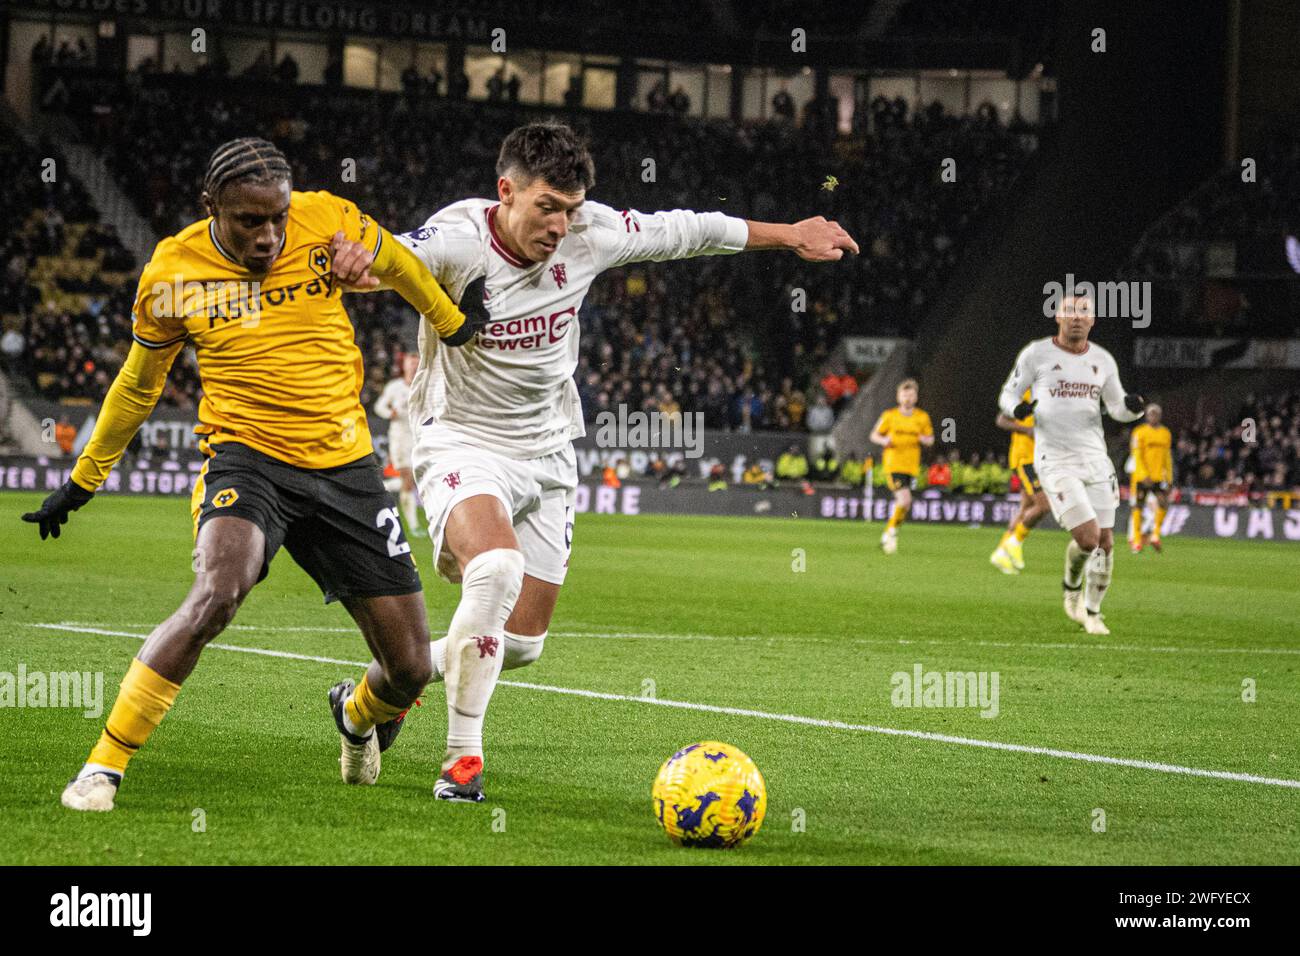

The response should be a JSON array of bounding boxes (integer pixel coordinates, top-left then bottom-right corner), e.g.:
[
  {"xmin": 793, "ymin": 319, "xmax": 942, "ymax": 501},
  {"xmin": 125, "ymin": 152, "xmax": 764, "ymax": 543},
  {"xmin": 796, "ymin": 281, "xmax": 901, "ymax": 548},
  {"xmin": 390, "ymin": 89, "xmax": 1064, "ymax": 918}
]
[{"xmin": 496, "ymin": 122, "xmax": 595, "ymax": 194}]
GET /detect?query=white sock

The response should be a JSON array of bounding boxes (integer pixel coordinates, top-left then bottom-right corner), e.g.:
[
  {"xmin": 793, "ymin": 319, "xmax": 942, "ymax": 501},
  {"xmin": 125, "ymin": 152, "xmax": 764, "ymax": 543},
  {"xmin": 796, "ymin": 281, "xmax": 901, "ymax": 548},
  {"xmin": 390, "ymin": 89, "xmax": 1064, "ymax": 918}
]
[
  {"xmin": 1084, "ymin": 547, "xmax": 1112, "ymax": 614},
  {"xmin": 1064, "ymin": 540, "xmax": 1087, "ymax": 589},
  {"xmin": 399, "ymin": 488, "xmax": 421, "ymax": 531},
  {"xmin": 428, "ymin": 630, "xmax": 545, "ymax": 684},
  {"xmin": 340, "ymin": 696, "xmax": 374, "ymax": 740},
  {"xmin": 429, "ymin": 637, "xmax": 448, "ymax": 682},
  {"xmin": 442, "ymin": 549, "xmax": 524, "ymax": 770},
  {"xmin": 503, "ymin": 630, "xmax": 546, "ymax": 669},
  {"xmin": 79, "ymin": 763, "xmax": 121, "ymax": 781}
]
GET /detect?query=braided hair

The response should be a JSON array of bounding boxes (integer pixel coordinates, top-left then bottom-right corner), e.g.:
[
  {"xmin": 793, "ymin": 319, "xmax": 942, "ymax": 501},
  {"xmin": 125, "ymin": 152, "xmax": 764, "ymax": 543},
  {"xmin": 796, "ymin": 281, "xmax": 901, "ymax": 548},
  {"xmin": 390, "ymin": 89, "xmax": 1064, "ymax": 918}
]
[{"xmin": 202, "ymin": 137, "xmax": 292, "ymax": 205}]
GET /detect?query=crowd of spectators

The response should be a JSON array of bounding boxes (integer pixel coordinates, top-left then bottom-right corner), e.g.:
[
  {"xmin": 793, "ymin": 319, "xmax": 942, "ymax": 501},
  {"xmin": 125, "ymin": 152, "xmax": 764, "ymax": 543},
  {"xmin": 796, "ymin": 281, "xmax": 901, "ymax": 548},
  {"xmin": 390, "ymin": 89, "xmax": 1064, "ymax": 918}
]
[
  {"xmin": 1125, "ymin": 129, "xmax": 1300, "ymax": 282},
  {"xmin": 0, "ymin": 130, "xmax": 171, "ymax": 405},
  {"xmin": 18, "ymin": 74, "xmax": 1034, "ymax": 427},
  {"xmin": 1171, "ymin": 391, "xmax": 1300, "ymax": 496}
]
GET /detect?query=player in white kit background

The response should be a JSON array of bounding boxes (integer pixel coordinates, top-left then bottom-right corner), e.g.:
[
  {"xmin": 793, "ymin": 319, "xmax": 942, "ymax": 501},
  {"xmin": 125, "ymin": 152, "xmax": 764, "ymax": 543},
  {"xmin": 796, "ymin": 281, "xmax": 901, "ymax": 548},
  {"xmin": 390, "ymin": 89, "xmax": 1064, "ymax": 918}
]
[
  {"xmin": 998, "ymin": 293, "xmax": 1146, "ymax": 636},
  {"xmin": 331, "ymin": 121, "xmax": 858, "ymax": 801},
  {"xmin": 373, "ymin": 352, "xmax": 423, "ymax": 536}
]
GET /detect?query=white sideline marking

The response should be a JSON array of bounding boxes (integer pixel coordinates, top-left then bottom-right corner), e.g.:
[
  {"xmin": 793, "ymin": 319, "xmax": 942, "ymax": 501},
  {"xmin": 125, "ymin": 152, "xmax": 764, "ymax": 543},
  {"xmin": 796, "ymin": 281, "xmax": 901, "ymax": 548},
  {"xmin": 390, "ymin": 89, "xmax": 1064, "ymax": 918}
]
[
  {"xmin": 77, "ymin": 620, "xmax": 1300, "ymax": 657},
  {"xmin": 27, "ymin": 622, "xmax": 1300, "ymax": 791}
]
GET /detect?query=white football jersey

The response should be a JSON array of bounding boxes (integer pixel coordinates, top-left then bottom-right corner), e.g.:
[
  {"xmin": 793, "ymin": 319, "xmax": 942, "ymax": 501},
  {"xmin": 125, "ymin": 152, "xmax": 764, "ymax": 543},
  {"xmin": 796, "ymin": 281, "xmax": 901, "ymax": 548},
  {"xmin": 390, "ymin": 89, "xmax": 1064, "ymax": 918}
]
[
  {"xmin": 998, "ymin": 336, "xmax": 1142, "ymax": 468},
  {"xmin": 373, "ymin": 377, "xmax": 412, "ymax": 441},
  {"xmin": 394, "ymin": 198, "xmax": 749, "ymax": 459}
]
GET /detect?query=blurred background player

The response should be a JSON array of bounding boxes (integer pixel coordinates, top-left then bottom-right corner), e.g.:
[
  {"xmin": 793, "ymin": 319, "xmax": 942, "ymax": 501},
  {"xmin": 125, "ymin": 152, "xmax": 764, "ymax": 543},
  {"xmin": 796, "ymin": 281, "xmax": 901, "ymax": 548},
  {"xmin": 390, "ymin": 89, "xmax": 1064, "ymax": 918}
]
[
  {"xmin": 998, "ymin": 293, "xmax": 1145, "ymax": 636},
  {"xmin": 990, "ymin": 389, "xmax": 1049, "ymax": 573},
  {"xmin": 1128, "ymin": 403, "xmax": 1174, "ymax": 553},
  {"xmin": 374, "ymin": 352, "xmax": 423, "ymax": 536},
  {"xmin": 870, "ymin": 379, "xmax": 934, "ymax": 555}
]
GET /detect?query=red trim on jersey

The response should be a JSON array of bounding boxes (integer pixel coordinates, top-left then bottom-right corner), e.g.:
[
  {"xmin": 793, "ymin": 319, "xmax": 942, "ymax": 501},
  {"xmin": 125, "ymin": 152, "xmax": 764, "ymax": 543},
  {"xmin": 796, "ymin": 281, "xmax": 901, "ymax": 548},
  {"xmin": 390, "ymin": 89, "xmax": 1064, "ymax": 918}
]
[
  {"xmin": 1051, "ymin": 336, "xmax": 1091, "ymax": 355},
  {"xmin": 486, "ymin": 205, "xmax": 534, "ymax": 267}
]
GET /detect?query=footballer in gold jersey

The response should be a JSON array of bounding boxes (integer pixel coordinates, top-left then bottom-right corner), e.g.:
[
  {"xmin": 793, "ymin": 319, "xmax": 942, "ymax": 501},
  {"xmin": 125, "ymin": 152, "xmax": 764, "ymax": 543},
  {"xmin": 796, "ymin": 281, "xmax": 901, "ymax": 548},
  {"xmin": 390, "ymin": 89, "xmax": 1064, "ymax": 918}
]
[
  {"xmin": 22, "ymin": 138, "xmax": 486, "ymax": 812},
  {"xmin": 869, "ymin": 378, "xmax": 935, "ymax": 554},
  {"xmin": 1128, "ymin": 403, "xmax": 1174, "ymax": 552},
  {"xmin": 989, "ymin": 389, "xmax": 1050, "ymax": 574}
]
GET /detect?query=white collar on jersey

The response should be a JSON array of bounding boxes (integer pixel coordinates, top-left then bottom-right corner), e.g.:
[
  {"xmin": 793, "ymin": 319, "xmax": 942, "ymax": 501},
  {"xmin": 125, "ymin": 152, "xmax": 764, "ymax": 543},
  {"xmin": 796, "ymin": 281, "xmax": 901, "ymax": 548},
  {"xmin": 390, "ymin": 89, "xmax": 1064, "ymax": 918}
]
[{"xmin": 209, "ymin": 220, "xmax": 287, "ymax": 269}]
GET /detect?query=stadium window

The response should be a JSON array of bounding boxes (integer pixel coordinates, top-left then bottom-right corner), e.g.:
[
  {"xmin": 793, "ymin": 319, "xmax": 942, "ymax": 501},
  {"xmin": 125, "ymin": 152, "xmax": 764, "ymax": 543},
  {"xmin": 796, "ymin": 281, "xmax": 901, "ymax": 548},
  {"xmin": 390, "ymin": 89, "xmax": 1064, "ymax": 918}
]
[
  {"xmin": 377, "ymin": 43, "xmax": 411, "ymax": 92},
  {"xmin": 705, "ymin": 64, "xmax": 732, "ymax": 120},
  {"xmin": 6, "ymin": 17, "xmax": 53, "ymax": 116},
  {"xmin": 776, "ymin": 67, "xmax": 815, "ymax": 120},
  {"xmin": 919, "ymin": 70, "xmax": 967, "ymax": 116},
  {"xmin": 868, "ymin": 74, "xmax": 919, "ymax": 119},
  {"xmin": 636, "ymin": 68, "xmax": 665, "ymax": 111},
  {"xmin": 343, "ymin": 40, "xmax": 380, "ymax": 89},
  {"xmin": 162, "ymin": 31, "xmax": 203, "ymax": 74},
  {"xmin": 226, "ymin": 36, "xmax": 274, "ymax": 79},
  {"xmin": 273, "ymin": 38, "xmax": 327, "ymax": 86},
  {"xmin": 829, "ymin": 73, "xmax": 855, "ymax": 133},
  {"xmin": 583, "ymin": 66, "xmax": 616, "ymax": 110},
  {"xmin": 507, "ymin": 50, "xmax": 543, "ymax": 104},
  {"xmin": 636, "ymin": 57, "xmax": 670, "ymax": 112},
  {"xmin": 740, "ymin": 69, "xmax": 766, "ymax": 120},
  {"xmin": 413, "ymin": 43, "xmax": 447, "ymax": 86},
  {"xmin": 125, "ymin": 34, "xmax": 162, "ymax": 73},
  {"xmin": 464, "ymin": 44, "xmax": 504, "ymax": 100},
  {"xmin": 969, "ymin": 74, "xmax": 1015, "ymax": 123},
  {"xmin": 52, "ymin": 21, "xmax": 97, "ymax": 65},
  {"xmin": 542, "ymin": 52, "xmax": 580, "ymax": 106},
  {"xmin": 1016, "ymin": 78, "xmax": 1041, "ymax": 125},
  {"xmin": 668, "ymin": 64, "xmax": 706, "ymax": 118}
]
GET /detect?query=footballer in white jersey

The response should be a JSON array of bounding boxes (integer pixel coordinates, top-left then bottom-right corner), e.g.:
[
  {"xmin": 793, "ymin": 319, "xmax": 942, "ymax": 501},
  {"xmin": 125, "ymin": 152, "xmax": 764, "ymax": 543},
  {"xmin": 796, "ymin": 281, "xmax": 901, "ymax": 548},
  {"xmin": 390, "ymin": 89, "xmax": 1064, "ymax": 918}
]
[
  {"xmin": 998, "ymin": 293, "xmax": 1146, "ymax": 636},
  {"xmin": 330, "ymin": 121, "xmax": 858, "ymax": 801},
  {"xmin": 373, "ymin": 352, "xmax": 421, "ymax": 533}
]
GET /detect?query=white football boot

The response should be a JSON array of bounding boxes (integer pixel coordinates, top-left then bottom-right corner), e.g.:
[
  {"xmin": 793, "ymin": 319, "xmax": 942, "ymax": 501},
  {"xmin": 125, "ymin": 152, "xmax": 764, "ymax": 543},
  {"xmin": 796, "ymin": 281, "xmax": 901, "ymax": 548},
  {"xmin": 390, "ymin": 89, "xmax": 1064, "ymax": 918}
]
[
  {"xmin": 1063, "ymin": 587, "xmax": 1086, "ymax": 625},
  {"xmin": 881, "ymin": 529, "xmax": 898, "ymax": 555},
  {"xmin": 329, "ymin": 680, "xmax": 381, "ymax": 785},
  {"xmin": 61, "ymin": 771, "xmax": 120, "ymax": 811},
  {"xmin": 1083, "ymin": 611, "xmax": 1110, "ymax": 636}
]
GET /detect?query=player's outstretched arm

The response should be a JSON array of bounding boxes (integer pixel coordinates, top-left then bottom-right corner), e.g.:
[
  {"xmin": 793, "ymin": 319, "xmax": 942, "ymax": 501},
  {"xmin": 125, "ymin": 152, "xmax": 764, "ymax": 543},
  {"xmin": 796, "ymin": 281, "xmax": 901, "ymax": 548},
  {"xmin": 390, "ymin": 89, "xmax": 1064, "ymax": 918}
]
[
  {"xmin": 22, "ymin": 341, "xmax": 179, "ymax": 539},
  {"xmin": 744, "ymin": 216, "xmax": 860, "ymax": 261},
  {"xmin": 329, "ymin": 229, "xmax": 488, "ymax": 346}
]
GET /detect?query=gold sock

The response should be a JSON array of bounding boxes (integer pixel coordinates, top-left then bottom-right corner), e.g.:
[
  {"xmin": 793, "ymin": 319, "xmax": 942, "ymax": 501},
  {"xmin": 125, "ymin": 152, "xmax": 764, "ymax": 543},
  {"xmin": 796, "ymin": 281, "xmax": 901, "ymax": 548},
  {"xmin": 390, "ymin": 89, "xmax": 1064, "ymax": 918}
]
[
  {"xmin": 1012, "ymin": 522, "xmax": 1030, "ymax": 543},
  {"xmin": 886, "ymin": 504, "xmax": 907, "ymax": 531},
  {"xmin": 1153, "ymin": 507, "xmax": 1166, "ymax": 539},
  {"xmin": 86, "ymin": 658, "xmax": 182, "ymax": 775},
  {"xmin": 1129, "ymin": 510, "xmax": 1142, "ymax": 542},
  {"xmin": 343, "ymin": 674, "xmax": 406, "ymax": 735}
]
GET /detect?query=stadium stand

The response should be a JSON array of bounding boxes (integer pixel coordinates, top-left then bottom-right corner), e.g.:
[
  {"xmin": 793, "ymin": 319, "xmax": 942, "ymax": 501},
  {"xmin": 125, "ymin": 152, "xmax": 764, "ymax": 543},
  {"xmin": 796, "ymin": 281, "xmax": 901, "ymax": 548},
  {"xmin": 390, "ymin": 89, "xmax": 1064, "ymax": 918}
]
[{"xmin": 18, "ymin": 73, "xmax": 1037, "ymax": 432}]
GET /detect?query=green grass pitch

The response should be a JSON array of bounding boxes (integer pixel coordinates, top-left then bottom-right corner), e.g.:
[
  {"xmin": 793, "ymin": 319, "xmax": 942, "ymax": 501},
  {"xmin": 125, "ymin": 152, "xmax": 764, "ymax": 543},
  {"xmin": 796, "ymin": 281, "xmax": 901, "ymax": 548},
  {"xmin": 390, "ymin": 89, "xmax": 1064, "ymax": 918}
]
[{"xmin": 1, "ymin": 490, "xmax": 1297, "ymax": 865}]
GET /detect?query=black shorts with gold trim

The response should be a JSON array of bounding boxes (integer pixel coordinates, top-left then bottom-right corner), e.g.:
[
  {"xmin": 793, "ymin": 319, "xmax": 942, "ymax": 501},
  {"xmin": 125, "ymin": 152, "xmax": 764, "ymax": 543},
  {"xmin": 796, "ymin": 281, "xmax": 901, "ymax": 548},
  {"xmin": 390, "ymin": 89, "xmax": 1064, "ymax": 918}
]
[
  {"xmin": 886, "ymin": 472, "xmax": 916, "ymax": 492},
  {"xmin": 1135, "ymin": 479, "xmax": 1170, "ymax": 495},
  {"xmin": 192, "ymin": 441, "xmax": 421, "ymax": 604},
  {"xmin": 1015, "ymin": 463, "xmax": 1042, "ymax": 496}
]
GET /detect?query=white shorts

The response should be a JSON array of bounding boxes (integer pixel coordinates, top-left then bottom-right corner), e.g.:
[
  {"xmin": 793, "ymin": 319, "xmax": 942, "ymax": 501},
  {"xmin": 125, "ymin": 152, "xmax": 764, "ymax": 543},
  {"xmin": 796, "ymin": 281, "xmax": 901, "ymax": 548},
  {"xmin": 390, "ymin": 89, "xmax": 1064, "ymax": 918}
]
[
  {"xmin": 413, "ymin": 425, "xmax": 577, "ymax": 585},
  {"xmin": 1038, "ymin": 457, "xmax": 1119, "ymax": 531},
  {"xmin": 387, "ymin": 425, "xmax": 413, "ymax": 471}
]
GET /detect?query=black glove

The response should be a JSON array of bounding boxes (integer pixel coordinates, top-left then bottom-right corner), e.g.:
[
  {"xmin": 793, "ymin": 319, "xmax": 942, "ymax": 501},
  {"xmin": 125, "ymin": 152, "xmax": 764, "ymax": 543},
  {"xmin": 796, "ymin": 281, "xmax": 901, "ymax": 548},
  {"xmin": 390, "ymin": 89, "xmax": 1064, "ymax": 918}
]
[
  {"xmin": 1124, "ymin": 393, "xmax": 1146, "ymax": 414},
  {"xmin": 1012, "ymin": 399, "xmax": 1037, "ymax": 420},
  {"xmin": 440, "ymin": 275, "xmax": 489, "ymax": 347},
  {"xmin": 22, "ymin": 479, "xmax": 95, "ymax": 540}
]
